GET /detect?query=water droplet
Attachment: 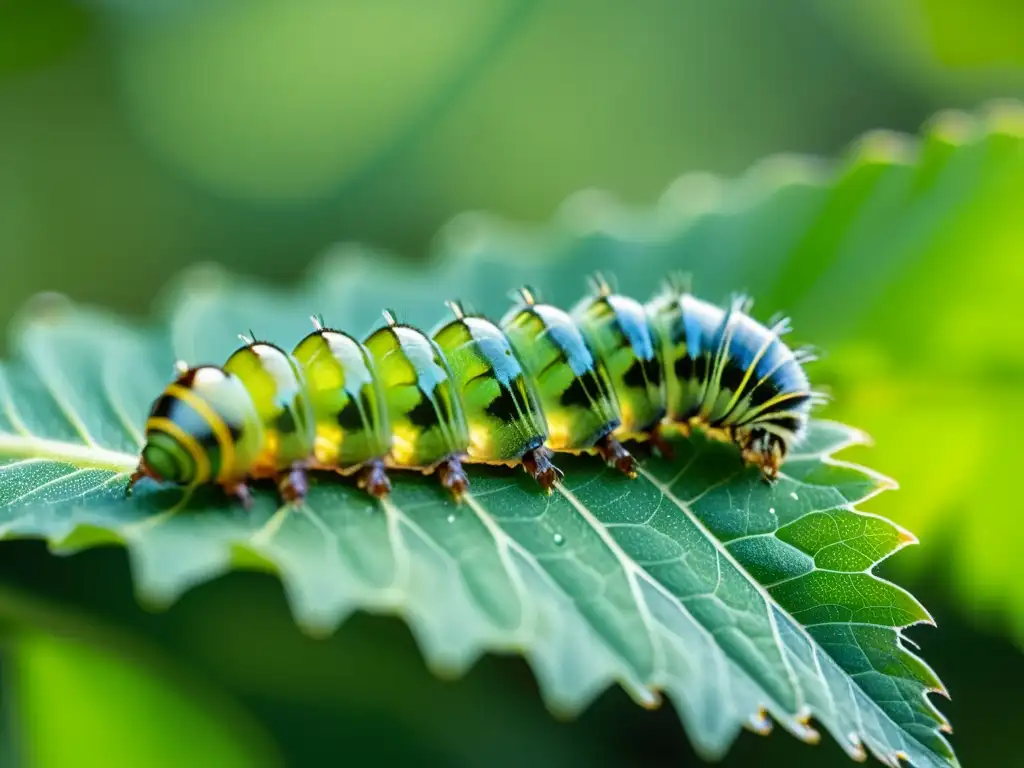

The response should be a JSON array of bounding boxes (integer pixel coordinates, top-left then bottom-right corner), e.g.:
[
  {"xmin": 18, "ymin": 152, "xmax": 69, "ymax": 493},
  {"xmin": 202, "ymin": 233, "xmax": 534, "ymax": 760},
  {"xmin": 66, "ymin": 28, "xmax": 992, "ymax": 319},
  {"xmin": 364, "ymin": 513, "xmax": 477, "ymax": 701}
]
[
  {"xmin": 553, "ymin": 533, "xmax": 565, "ymax": 546},
  {"xmin": 790, "ymin": 491, "xmax": 799, "ymax": 500},
  {"xmin": 768, "ymin": 507, "xmax": 776, "ymax": 515},
  {"xmin": 446, "ymin": 513, "xmax": 456, "ymax": 523}
]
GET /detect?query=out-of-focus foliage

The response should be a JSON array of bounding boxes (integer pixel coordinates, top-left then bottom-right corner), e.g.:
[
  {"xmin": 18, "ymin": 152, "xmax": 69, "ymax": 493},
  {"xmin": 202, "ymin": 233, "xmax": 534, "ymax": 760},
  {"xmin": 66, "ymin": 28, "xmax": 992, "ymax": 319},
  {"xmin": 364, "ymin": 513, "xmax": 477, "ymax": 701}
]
[
  {"xmin": 808, "ymin": 106, "xmax": 1024, "ymax": 643},
  {"xmin": 7, "ymin": 0, "xmax": 1020, "ymax": 338},
  {"xmin": 817, "ymin": 2, "xmax": 1024, "ymax": 94},
  {"xmin": 2, "ymin": 591, "xmax": 276, "ymax": 767}
]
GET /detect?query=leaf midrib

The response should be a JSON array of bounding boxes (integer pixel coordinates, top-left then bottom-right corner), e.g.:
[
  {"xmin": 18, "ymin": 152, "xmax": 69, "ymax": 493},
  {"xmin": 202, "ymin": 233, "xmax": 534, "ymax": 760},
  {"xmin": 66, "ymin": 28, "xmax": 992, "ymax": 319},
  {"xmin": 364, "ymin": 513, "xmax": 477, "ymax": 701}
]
[{"xmin": 0, "ymin": 433, "xmax": 136, "ymax": 474}]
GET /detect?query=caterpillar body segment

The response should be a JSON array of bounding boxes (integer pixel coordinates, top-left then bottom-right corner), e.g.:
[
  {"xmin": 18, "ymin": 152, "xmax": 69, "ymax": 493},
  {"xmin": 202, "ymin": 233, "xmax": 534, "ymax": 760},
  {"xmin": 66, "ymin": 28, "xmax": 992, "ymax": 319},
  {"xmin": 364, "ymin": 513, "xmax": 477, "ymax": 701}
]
[
  {"xmin": 646, "ymin": 289, "xmax": 724, "ymax": 424},
  {"xmin": 646, "ymin": 284, "xmax": 816, "ymax": 481},
  {"xmin": 291, "ymin": 327, "xmax": 392, "ymax": 497},
  {"xmin": 432, "ymin": 306, "xmax": 559, "ymax": 492},
  {"xmin": 133, "ymin": 366, "xmax": 264, "ymax": 505},
  {"xmin": 499, "ymin": 289, "xmax": 637, "ymax": 479},
  {"xmin": 222, "ymin": 341, "xmax": 316, "ymax": 501},
  {"xmin": 129, "ymin": 272, "xmax": 821, "ymax": 506},
  {"xmin": 363, "ymin": 313, "xmax": 471, "ymax": 498},
  {"xmin": 571, "ymin": 283, "xmax": 666, "ymax": 448}
]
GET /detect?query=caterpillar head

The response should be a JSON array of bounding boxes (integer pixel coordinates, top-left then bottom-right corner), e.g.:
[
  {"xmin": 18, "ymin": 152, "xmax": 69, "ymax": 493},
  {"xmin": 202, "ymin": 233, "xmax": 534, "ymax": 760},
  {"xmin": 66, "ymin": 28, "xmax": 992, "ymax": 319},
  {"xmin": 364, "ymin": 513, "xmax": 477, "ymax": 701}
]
[{"xmin": 130, "ymin": 366, "xmax": 215, "ymax": 489}]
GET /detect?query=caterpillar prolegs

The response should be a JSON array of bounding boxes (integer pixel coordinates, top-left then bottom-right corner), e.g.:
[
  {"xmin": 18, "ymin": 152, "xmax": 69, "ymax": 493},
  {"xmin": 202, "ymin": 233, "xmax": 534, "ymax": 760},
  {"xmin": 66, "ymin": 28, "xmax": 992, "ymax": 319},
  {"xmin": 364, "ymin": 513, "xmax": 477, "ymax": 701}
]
[{"xmin": 128, "ymin": 274, "xmax": 823, "ymax": 507}]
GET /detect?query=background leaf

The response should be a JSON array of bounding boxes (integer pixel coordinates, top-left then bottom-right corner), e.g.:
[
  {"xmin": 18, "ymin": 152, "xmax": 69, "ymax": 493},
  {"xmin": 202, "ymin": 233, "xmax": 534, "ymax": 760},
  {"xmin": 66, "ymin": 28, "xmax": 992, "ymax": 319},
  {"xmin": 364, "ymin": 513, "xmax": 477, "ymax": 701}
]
[{"xmin": 0, "ymin": 586, "xmax": 278, "ymax": 768}]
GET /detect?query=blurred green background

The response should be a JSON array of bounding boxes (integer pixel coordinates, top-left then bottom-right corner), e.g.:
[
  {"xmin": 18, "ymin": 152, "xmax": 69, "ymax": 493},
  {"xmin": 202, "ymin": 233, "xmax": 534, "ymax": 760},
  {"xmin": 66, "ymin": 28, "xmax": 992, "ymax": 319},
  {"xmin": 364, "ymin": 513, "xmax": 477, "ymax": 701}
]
[{"xmin": 2, "ymin": 0, "xmax": 1024, "ymax": 766}]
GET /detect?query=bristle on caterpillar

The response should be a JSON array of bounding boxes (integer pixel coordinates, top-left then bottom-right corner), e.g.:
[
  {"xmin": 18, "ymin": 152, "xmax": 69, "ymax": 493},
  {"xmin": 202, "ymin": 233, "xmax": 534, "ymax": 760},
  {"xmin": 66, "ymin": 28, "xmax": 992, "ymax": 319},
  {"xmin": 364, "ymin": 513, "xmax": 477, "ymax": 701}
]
[{"xmin": 129, "ymin": 272, "xmax": 820, "ymax": 506}]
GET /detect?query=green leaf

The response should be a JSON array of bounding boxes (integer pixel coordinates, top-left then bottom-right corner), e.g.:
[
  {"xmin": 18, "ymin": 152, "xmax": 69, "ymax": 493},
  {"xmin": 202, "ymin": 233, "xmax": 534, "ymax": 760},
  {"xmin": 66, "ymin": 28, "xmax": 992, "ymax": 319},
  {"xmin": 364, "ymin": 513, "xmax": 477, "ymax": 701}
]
[{"xmin": 0, "ymin": 114, "xmax": 969, "ymax": 766}]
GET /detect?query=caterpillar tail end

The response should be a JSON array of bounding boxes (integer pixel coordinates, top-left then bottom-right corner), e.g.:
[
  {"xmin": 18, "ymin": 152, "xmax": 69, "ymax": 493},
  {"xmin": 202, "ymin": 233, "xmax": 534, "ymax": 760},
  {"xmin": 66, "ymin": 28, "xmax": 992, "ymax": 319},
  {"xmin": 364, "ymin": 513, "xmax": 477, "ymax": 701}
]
[
  {"xmin": 358, "ymin": 459, "xmax": 392, "ymax": 499},
  {"xmin": 438, "ymin": 455, "xmax": 470, "ymax": 502},
  {"xmin": 597, "ymin": 434, "xmax": 638, "ymax": 479},
  {"xmin": 523, "ymin": 446, "xmax": 562, "ymax": 494}
]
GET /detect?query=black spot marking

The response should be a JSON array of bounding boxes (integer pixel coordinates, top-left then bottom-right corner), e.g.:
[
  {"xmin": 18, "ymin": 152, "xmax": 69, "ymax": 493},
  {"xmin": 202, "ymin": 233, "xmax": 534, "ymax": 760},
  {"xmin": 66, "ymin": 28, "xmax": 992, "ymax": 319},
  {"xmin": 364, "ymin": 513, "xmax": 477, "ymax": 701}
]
[
  {"xmin": 718, "ymin": 363, "xmax": 747, "ymax": 396},
  {"xmin": 276, "ymin": 407, "xmax": 297, "ymax": 435},
  {"xmin": 336, "ymin": 398, "xmax": 364, "ymax": 431},
  {"xmin": 674, "ymin": 355, "xmax": 693, "ymax": 382},
  {"xmin": 760, "ymin": 415, "xmax": 802, "ymax": 433},
  {"xmin": 693, "ymin": 355, "xmax": 708, "ymax": 383},
  {"xmin": 622, "ymin": 360, "xmax": 647, "ymax": 389},
  {"xmin": 485, "ymin": 384, "xmax": 521, "ymax": 423},
  {"xmin": 748, "ymin": 379, "xmax": 780, "ymax": 408},
  {"xmin": 560, "ymin": 376, "xmax": 592, "ymax": 409},
  {"xmin": 149, "ymin": 393, "xmax": 175, "ymax": 420},
  {"xmin": 646, "ymin": 357, "xmax": 663, "ymax": 388},
  {"xmin": 408, "ymin": 394, "xmax": 440, "ymax": 429}
]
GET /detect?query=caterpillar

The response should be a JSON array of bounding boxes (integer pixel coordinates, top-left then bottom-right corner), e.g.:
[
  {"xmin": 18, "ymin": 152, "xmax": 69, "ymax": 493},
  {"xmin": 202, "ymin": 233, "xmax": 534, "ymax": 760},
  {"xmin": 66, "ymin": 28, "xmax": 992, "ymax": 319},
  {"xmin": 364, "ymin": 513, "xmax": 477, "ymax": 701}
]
[{"xmin": 128, "ymin": 273, "xmax": 823, "ymax": 507}]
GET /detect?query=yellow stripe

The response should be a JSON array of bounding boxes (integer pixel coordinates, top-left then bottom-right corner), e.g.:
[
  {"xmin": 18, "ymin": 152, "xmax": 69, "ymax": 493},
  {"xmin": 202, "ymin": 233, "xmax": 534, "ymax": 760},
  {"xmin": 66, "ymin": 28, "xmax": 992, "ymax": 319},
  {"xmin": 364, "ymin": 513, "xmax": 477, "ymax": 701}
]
[
  {"xmin": 146, "ymin": 416, "xmax": 212, "ymax": 484},
  {"xmin": 166, "ymin": 383, "xmax": 237, "ymax": 482},
  {"xmin": 719, "ymin": 332, "xmax": 776, "ymax": 421},
  {"xmin": 737, "ymin": 392, "xmax": 813, "ymax": 425},
  {"xmin": 700, "ymin": 312, "xmax": 737, "ymax": 419},
  {"xmin": 729, "ymin": 352, "xmax": 793, "ymax": 420}
]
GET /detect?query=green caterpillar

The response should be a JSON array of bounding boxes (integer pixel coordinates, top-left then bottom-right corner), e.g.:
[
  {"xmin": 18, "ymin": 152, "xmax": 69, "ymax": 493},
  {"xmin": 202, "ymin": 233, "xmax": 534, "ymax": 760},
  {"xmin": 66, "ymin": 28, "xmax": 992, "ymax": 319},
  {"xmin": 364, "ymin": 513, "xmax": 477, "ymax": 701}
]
[{"xmin": 128, "ymin": 274, "xmax": 822, "ymax": 506}]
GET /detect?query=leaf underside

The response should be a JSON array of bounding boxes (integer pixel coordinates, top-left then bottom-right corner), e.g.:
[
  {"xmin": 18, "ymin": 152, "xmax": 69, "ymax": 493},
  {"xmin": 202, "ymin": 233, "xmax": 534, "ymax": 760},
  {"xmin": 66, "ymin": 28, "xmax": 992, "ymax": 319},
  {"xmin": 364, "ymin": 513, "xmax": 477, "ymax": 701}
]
[{"xmin": 0, "ymin": 106, "xmax": 992, "ymax": 767}]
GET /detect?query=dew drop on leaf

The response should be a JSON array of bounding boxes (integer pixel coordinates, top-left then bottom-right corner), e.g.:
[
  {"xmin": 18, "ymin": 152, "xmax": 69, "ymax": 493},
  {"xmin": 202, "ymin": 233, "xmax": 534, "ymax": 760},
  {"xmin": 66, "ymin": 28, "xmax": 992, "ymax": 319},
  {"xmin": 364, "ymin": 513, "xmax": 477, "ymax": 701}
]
[{"xmin": 553, "ymin": 533, "xmax": 565, "ymax": 546}]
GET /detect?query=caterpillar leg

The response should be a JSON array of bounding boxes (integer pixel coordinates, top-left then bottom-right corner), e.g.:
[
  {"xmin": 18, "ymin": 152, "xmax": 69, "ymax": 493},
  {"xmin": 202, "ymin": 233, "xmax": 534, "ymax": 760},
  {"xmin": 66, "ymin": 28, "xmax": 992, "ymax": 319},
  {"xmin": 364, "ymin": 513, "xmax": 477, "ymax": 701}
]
[
  {"xmin": 739, "ymin": 428, "xmax": 783, "ymax": 484},
  {"xmin": 438, "ymin": 455, "xmax": 470, "ymax": 500},
  {"xmin": 222, "ymin": 480, "xmax": 254, "ymax": 510},
  {"xmin": 596, "ymin": 434, "xmax": 638, "ymax": 478},
  {"xmin": 356, "ymin": 458, "xmax": 392, "ymax": 499},
  {"xmin": 522, "ymin": 446, "xmax": 561, "ymax": 493},
  {"xmin": 649, "ymin": 423, "xmax": 675, "ymax": 461},
  {"xmin": 276, "ymin": 463, "xmax": 309, "ymax": 504}
]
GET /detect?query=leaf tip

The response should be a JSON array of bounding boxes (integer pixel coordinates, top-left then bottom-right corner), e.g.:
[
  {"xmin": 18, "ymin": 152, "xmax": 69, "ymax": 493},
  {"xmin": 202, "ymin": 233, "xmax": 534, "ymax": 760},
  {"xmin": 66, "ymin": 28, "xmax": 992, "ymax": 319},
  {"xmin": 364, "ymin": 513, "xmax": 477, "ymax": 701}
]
[
  {"xmin": 981, "ymin": 98, "xmax": 1024, "ymax": 138},
  {"xmin": 793, "ymin": 712, "xmax": 821, "ymax": 745},
  {"xmin": 924, "ymin": 109, "xmax": 977, "ymax": 145},
  {"xmin": 744, "ymin": 152, "xmax": 829, "ymax": 194},
  {"xmin": 636, "ymin": 687, "xmax": 663, "ymax": 710},
  {"xmin": 658, "ymin": 172, "xmax": 726, "ymax": 220},
  {"xmin": 850, "ymin": 129, "xmax": 916, "ymax": 167},
  {"xmin": 896, "ymin": 525, "xmax": 918, "ymax": 546},
  {"xmin": 558, "ymin": 188, "xmax": 625, "ymax": 236},
  {"xmin": 746, "ymin": 708, "xmax": 773, "ymax": 736},
  {"xmin": 846, "ymin": 733, "xmax": 868, "ymax": 763}
]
